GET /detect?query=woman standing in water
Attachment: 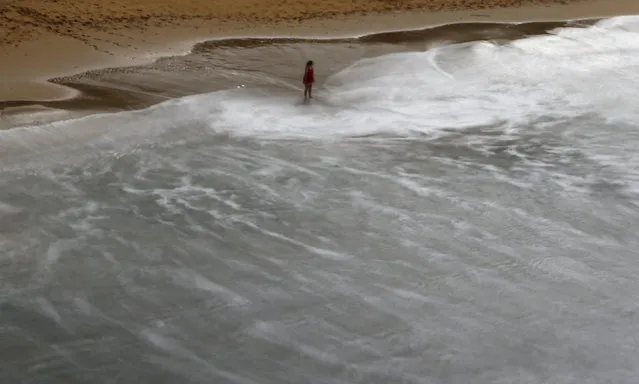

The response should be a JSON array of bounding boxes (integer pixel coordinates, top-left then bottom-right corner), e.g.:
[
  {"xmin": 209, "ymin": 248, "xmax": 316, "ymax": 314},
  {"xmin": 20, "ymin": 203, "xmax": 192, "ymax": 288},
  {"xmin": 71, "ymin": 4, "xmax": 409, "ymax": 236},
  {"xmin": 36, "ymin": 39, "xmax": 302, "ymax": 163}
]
[{"xmin": 303, "ymin": 60, "xmax": 314, "ymax": 101}]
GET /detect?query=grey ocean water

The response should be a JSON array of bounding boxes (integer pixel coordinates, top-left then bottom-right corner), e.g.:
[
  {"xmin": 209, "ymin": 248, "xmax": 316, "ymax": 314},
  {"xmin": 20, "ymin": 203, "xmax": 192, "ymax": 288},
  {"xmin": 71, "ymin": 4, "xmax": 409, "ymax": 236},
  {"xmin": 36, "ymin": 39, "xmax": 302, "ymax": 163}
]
[{"xmin": 2, "ymin": 16, "xmax": 639, "ymax": 384}]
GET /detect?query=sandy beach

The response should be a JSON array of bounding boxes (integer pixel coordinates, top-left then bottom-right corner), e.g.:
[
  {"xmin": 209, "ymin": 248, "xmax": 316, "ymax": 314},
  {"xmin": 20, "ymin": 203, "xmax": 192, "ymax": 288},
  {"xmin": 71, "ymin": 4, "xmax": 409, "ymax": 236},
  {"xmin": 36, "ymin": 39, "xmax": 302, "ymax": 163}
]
[{"xmin": 1, "ymin": 0, "xmax": 638, "ymax": 104}]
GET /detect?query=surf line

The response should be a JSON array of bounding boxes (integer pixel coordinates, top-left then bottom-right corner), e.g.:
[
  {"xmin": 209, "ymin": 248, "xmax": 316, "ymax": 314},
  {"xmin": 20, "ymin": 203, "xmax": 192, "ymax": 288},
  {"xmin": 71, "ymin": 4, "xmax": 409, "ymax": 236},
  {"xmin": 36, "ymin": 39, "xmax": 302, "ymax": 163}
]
[{"xmin": 427, "ymin": 49, "xmax": 455, "ymax": 80}]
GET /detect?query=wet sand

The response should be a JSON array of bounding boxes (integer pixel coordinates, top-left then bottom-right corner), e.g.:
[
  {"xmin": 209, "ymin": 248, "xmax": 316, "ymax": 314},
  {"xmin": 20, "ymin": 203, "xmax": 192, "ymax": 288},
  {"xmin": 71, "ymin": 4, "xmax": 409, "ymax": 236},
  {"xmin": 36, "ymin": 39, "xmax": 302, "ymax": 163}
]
[
  {"xmin": 1, "ymin": 0, "xmax": 639, "ymax": 127},
  {"xmin": 0, "ymin": 19, "xmax": 587, "ymax": 129}
]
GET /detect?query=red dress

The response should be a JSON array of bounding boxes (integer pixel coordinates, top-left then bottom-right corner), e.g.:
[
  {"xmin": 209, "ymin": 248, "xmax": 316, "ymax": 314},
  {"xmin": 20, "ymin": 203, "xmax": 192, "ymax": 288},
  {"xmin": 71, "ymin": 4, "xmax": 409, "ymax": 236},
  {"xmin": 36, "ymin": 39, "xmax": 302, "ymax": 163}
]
[{"xmin": 303, "ymin": 67, "xmax": 315, "ymax": 85}]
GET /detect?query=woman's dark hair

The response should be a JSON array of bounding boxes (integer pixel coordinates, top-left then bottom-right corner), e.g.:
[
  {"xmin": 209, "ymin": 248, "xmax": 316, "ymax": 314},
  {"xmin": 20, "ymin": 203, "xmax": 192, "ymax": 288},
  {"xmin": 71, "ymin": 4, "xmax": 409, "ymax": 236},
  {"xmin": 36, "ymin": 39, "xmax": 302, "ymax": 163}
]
[{"xmin": 306, "ymin": 60, "xmax": 313, "ymax": 66}]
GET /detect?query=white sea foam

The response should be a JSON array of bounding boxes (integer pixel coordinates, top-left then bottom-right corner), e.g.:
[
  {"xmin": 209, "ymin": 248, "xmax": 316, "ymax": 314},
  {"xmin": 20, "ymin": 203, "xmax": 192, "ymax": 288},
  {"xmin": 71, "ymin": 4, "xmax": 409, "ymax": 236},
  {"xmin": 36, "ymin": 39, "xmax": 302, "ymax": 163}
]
[{"xmin": 206, "ymin": 16, "xmax": 639, "ymax": 140}]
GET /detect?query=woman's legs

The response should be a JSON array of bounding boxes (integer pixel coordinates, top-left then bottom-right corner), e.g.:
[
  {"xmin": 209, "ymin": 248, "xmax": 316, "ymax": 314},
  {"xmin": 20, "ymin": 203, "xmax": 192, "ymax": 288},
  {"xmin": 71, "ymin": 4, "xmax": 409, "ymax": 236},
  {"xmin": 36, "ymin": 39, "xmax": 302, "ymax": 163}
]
[{"xmin": 304, "ymin": 84, "xmax": 312, "ymax": 100}]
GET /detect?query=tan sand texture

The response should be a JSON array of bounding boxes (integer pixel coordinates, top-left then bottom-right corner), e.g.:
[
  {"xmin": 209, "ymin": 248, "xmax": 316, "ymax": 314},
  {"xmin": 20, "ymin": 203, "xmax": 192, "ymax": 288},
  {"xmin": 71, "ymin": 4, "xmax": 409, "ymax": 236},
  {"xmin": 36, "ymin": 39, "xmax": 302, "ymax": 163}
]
[{"xmin": 0, "ymin": 0, "xmax": 578, "ymax": 47}]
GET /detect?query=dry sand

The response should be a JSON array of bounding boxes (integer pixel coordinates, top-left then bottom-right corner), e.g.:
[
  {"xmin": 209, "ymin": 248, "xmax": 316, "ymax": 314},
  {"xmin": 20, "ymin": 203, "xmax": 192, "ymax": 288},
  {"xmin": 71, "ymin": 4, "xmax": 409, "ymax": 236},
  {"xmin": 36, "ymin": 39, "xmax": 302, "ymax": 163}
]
[{"xmin": 1, "ymin": 0, "xmax": 638, "ymax": 102}]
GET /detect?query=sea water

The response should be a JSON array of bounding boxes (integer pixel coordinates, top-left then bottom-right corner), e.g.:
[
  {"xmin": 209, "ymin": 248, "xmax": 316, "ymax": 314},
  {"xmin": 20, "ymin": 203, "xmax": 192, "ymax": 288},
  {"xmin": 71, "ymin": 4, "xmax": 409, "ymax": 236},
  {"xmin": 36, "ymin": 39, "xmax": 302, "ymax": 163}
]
[{"xmin": 1, "ymin": 16, "xmax": 639, "ymax": 384}]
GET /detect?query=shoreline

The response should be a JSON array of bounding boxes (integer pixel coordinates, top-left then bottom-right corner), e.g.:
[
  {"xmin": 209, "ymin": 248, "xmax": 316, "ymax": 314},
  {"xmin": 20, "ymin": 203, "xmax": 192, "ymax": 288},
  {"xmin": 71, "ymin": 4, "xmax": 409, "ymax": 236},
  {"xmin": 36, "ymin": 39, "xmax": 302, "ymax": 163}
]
[{"xmin": 0, "ymin": 0, "xmax": 638, "ymax": 105}]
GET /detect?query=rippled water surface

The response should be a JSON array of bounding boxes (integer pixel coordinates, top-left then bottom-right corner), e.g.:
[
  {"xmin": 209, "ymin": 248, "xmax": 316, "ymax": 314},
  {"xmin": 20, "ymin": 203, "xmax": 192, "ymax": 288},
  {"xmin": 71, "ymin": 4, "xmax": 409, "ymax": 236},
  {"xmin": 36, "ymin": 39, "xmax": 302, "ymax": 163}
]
[{"xmin": 2, "ymin": 16, "xmax": 639, "ymax": 384}]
